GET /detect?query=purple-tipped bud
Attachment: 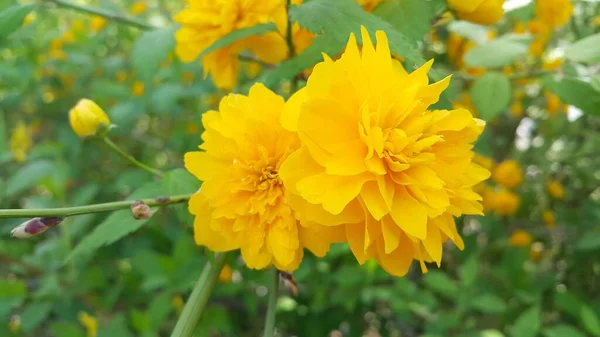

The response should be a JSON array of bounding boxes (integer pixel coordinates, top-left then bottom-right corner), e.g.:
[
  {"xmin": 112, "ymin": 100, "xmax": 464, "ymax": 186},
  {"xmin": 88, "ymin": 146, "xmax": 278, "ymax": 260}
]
[
  {"xmin": 11, "ymin": 217, "xmax": 64, "ymax": 239},
  {"xmin": 279, "ymin": 271, "xmax": 298, "ymax": 296},
  {"xmin": 131, "ymin": 201, "xmax": 151, "ymax": 220}
]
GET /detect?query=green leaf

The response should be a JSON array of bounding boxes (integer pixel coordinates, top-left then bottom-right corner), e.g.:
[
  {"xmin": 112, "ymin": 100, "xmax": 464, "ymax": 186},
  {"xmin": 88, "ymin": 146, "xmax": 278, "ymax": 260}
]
[
  {"xmin": 147, "ymin": 292, "xmax": 173, "ymax": 329},
  {"xmin": 0, "ymin": 4, "xmax": 35, "ymax": 39},
  {"xmin": 447, "ymin": 21, "xmax": 490, "ymax": 43},
  {"xmin": 470, "ymin": 72, "xmax": 512, "ymax": 120},
  {"xmin": 163, "ymin": 168, "xmax": 197, "ymax": 226},
  {"xmin": 66, "ymin": 181, "xmax": 164, "ymax": 263},
  {"xmin": 581, "ymin": 305, "xmax": 600, "ymax": 337},
  {"xmin": 509, "ymin": 306, "xmax": 541, "ymax": 337},
  {"xmin": 459, "ymin": 254, "xmax": 478, "ymax": 287},
  {"xmin": 543, "ymin": 325, "xmax": 586, "ymax": 337},
  {"xmin": 470, "ymin": 294, "xmax": 507, "ymax": 314},
  {"xmin": 464, "ymin": 35, "xmax": 530, "ymax": 68},
  {"xmin": 131, "ymin": 26, "xmax": 177, "ymax": 82},
  {"xmin": 5, "ymin": 160, "xmax": 54, "ymax": 197},
  {"xmin": 21, "ymin": 302, "xmax": 53, "ymax": 333},
  {"xmin": 575, "ymin": 231, "xmax": 600, "ymax": 251},
  {"xmin": 50, "ymin": 321, "xmax": 86, "ymax": 337},
  {"xmin": 200, "ymin": 23, "xmax": 277, "ymax": 58},
  {"xmin": 0, "ymin": 110, "xmax": 5, "ymax": 152},
  {"xmin": 0, "ymin": 278, "xmax": 27, "ymax": 318},
  {"xmin": 544, "ymin": 76, "xmax": 600, "ymax": 115},
  {"xmin": 290, "ymin": 0, "xmax": 422, "ymax": 65},
  {"xmin": 98, "ymin": 314, "xmax": 133, "ymax": 337},
  {"xmin": 565, "ymin": 33, "xmax": 600, "ymax": 64},
  {"xmin": 372, "ymin": 0, "xmax": 442, "ymax": 45},
  {"xmin": 422, "ymin": 271, "xmax": 459, "ymax": 299}
]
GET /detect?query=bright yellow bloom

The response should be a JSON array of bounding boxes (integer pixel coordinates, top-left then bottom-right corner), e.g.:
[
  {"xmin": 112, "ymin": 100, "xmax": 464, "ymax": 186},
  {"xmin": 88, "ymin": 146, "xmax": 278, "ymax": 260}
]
[
  {"xmin": 174, "ymin": 0, "xmax": 287, "ymax": 89},
  {"xmin": 490, "ymin": 188, "xmax": 520, "ymax": 215},
  {"xmin": 279, "ymin": 27, "xmax": 490, "ymax": 277},
  {"xmin": 10, "ymin": 121, "xmax": 32, "ymax": 163},
  {"xmin": 447, "ymin": 0, "xmax": 505, "ymax": 25},
  {"xmin": 543, "ymin": 210, "xmax": 556, "ymax": 228},
  {"xmin": 545, "ymin": 91, "xmax": 566, "ymax": 116},
  {"xmin": 510, "ymin": 100, "xmax": 523, "ymax": 118},
  {"xmin": 509, "ymin": 230, "xmax": 532, "ymax": 247},
  {"xmin": 219, "ymin": 264, "xmax": 233, "ymax": 282},
  {"xmin": 132, "ymin": 81, "xmax": 145, "ymax": 96},
  {"xmin": 78, "ymin": 312, "xmax": 98, "ymax": 337},
  {"xmin": 547, "ymin": 180, "xmax": 565, "ymax": 199},
  {"xmin": 493, "ymin": 160, "xmax": 523, "ymax": 188},
  {"xmin": 355, "ymin": 0, "xmax": 383, "ymax": 12},
  {"xmin": 185, "ymin": 83, "xmax": 342, "ymax": 271},
  {"xmin": 69, "ymin": 99, "xmax": 111, "ymax": 138},
  {"xmin": 535, "ymin": 0, "xmax": 573, "ymax": 28},
  {"xmin": 91, "ymin": 17, "xmax": 107, "ymax": 32},
  {"xmin": 131, "ymin": 1, "xmax": 148, "ymax": 15}
]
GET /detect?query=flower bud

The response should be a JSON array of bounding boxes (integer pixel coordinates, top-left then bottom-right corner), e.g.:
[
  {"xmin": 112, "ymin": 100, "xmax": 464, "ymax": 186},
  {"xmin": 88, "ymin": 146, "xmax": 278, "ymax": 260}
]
[
  {"xmin": 11, "ymin": 217, "xmax": 63, "ymax": 239},
  {"xmin": 279, "ymin": 271, "xmax": 298, "ymax": 296},
  {"xmin": 69, "ymin": 99, "xmax": 111, "ymax": 138},
  {"xmin": 131, "ymin": 200, "xmax": 152, "ymax": 219}
]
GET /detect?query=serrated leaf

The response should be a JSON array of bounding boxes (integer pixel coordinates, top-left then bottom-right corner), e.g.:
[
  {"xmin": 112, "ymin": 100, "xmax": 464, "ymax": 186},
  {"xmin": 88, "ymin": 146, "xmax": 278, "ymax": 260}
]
[
  {"xmin": 373, "ymin": 0, "xmax": 441, "ymax": 45},
  {"xmin": 544, "ymin": 75, "xmax": 600, "ymax": 115},
  {"xmin": 66, "ymin": 181, "xmax": 164, "ymax": 263},
  {"xmin": 470, "ymin": 72, "xmax": 511, "ymax": 120},
  {"xmin": 131, "ymin": 26, "xmax": 177, "ymax": 82},
  {"xmin": 575, "ymin": 231, "xmax": 600, "ymax": 251},
  {"xmin": 290, "ymin": 0, "xmax": 422, "ymax": 65},
  {"xmin": 464, "ymin": 35, "xmax": 530, "ymax": 68},
  {"xmin": 470, "ymin": 294, "xmax": 507, "ymax": 314},
  {"xmin": 565, "ymin": 33, "xmax": 600, "ymax": 64},
  {"xmin": 0, "ymin": 4, "xmax": 35, "ymax": 39},
  {"xmin": 509, "ymin": 306, "xmax": 541, "ymax": 337},
  {"xmin": 5, "ymin": 160, "xmax": 54, "ymax": 197},
  {"xmin": 543, "ymin": 325, "xmax": 586, "ymax": 337},
  {"xmin": 422, "ymin": 271, "xmax": 459, "ymax": 299}
]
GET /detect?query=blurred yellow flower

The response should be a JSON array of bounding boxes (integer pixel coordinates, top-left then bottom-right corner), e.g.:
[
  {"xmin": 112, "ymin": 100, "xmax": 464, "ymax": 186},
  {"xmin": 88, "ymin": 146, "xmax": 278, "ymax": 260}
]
[
  {"xmin": 452, "ymin": 91, "xmax": 478, "ymax": 117},
  {"xmin": 490, "ymin": 188, "xmax": 520, "ymax": 216},
  {"xmin": 513, "ymin": 21, "xmax": 526, "ymax": 34},
  {"xmin": 446, "ymin": 33, "xmax": 485, "ymax": 75},
  {"xmin": 172, "ymin": 295, "xmax": 184, "ymax": 312},
  {"xmin": 545, "ymin": 91, "xmax": 566, "ymax": 116},
  {"xmin": 493, "ymin": 160, "xmax": 523, "ymax": 188},
  {"xmin": 244, "ymin": 62, "xmax": 262, "ymax": 79},
  {"xmin": 24, "ymin": 12, "xmax": 36, "ymax": 26},
  {"xmin": 474, "ymin": 154, "xmax": 494, "ymax": 171},
  {"xmin": 447, "ymin": 0, "xmax": 505, "ymax": 25},
  {"xmin": 509, "ymin": 230, "xmax": 532, "ymax": 247},
  {"xmin": 63, "ymin": 30, "xmax": 76, "ymax": 43},
  {"xmin": 528, "ymin": 19, "xmax": 550, "ymax": 57},
  {"xmin": 542, "ymin": 57, "xmax": 563, "ymax": 70},
  {"xmin": 547, "ymin": 180, "xmax": 565, "ymax": 200},
  {"xmin": 510, "ymin": 100, "xmax": 523, "ymax": 118},
  {"xmin": 185, "ymin": 83, "xmax": 342, "ymax": 271},
  {"xmin": 69, "ymin": 99, "xmax": 111, "ymax": 138},
  {"xmin": 131, "ymin": 1, "xmax": 148, "ymax": 15},
  {"xmin": 594, "ymin": 16, "xmax": 600, "ymax": 27},
  {"xmin": 78, "ymin": 312, "xmax": 98, "ymax": 337},
  {"xmin": 10, "ymin": 121, "xmax": 32, "ymax": 163},
  {"xmin": 535, "ymin": 0, "xmax": 573, "ymax": 28},
  {"xmin": 355, "ymin": 0, "xmax": 383, "ymax": 12},
  {"xmin": 219, "ymin": 264, "xmax": 233, "ymax": 282},
  {"xmin": 174, "ymin": 0, "xmax": 287, "ymax": 89},
  {"xmin": 543, "ymin": 210, "xmax": 556, "ymax": 228},
  {"xmin": 132, "ymin": 81, "xmax": 145, "ymax": 96},
  {"xmin": 50, "ymin": 38, "xmax": 63, "ymax": 51},
  {"xmin": 279, "ymin": 27, "xmax": 490, "ymax": 276},
  {"xmin": 115, "ymin": 70, "xmax": 128, "ymax": 83},
  {"xmin": 91, "ymin": 16, "xmax": 107, "ymax": 32}
]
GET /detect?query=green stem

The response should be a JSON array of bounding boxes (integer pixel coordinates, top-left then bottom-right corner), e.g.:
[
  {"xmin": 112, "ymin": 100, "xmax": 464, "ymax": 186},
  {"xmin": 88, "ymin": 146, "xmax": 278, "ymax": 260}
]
[
  {"xmin": 262, "ymin": 268, "xmax": 280, "ymax": 337},
  {"xmin": 103, "ymin": 137, "xmax": 164, "ymax": 178},
  {"xmin": 0, "ymin": 194, "xmax": 191, "ymax": 219},
  {"xmin": 42, "ymin": 0, "xmax": 156, "ymax": 30},
  {"xmin": 170, "ymin": 253, "xmax": 228, "ymax": 337},
  {"xmin": 285, "ymin": 0, "xmax": 298, "ymax": 94}
]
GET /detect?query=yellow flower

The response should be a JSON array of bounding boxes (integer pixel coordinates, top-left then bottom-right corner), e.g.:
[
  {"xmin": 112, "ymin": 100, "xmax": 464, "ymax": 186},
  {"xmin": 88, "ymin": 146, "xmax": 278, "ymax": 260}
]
[
  {"xmin": 9, "ymin": 315, "xmax": 21, "ymax": 333},
  {"xmin": 594, "ymin": 16, "xmax": 600, "ymax": 27},
  {"xmin": 528, "ymin": 19, "xmax": 550, "ymax": 57},
  {"xmin": 219, "ymin": 264, "xmax": 233, "ymax": 282},
  {"xmin": 509, "ymin": 230, "xmax": 532, "ymax": 247},
  {"xmin": 279, "ymin": 27, "xmax": 490, "ymax": 277},
  {"xmin": 174, "ymin": 0, "xmax": 287, "ymax": 90},
  {"xmin": 447, "ymin": 0, "xmax": 505, "ymax": 25},
  {"xmin": 78, "ymin": 312, "xmax": 98, "ymax": 337},
  {"xmin": 473, "ymin": 154, "xmax": 494, "ymax": 171},
  {"xmin": 24, "ymin": 12, "xmax": 36, "ymax": 26},
  {"xmin": 543, "ymin": 210, "xmax": 556, "ymax": 228},
  {"xmin": 132, "ymin": 81, "xmax": 145, "ymax": 96},
  {"xmin": 446, "ymin": 34, "xmax": 485, "ymax": 75},
  {"xmin": 63, "ymin": 30, "xmax": 76, "ymax": 43},
  {"xmin": 545, "ymin": 91, "xmax": 565, "ymax": 116},
  {"xmin": 510, "ymin": 100, "xmax": 523, "ymax": 118},
  {"xmin": 91, "ymin": 17, "xmax": 107, "ymax": 32},
  {"xmin": 355, "ymin": 0, "xmax": 383, "ymax": 12},
  {"xmin": 131, "ymin": 1, "xmax": 148, "ymax": 15},
  {"xmin": 185, "ymin": 83, "xmax": 342, "ymax": 271},
  {"xmin": 172, "ymin": 295, "xmax": 184, "ymax": 312},
  {"xmin": 492, "ymin": 160, "xmax": 523, "ymax": 188},
  {"xmin": 513, "ymin": 21, "xmax": 527, "ymax": 34},
  {"xmin": 115, "ymin": 70, "xmax": 127, "ymax": 83},
  {"xmin": 535, "ymin": 0, "xmax": 573, "ymax": 28},
  {"xmin": 69, "ymin": 99, "xmax": 111, "ymax": 138},
  {"xmin": 490, "ymin": 188, "xmax": 520, "ymax": 215},
  {"xmin": 244, "ymin": 62, "xmax": 262, "ymax": 79},
  {"xmin": 10, "ymin": 121, "xmax": 32, "ymax": 163},
  {"xmin": 542, "ymin": 57, "xmax": 563, "ymax": 70},
  {"xmin": 452, "ymin": 91, "xmax": 478, "ymax": 117},
  {"xmin": 547, "ymin": 180, "xmax": 565, "ymax": 199},
  {"xmin": 50, "ymin": 38, "xmax": 63, "ymax": 51}
]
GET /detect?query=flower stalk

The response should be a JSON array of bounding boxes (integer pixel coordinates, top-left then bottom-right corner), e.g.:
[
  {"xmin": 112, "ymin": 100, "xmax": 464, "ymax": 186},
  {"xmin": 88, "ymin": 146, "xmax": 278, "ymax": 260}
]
[
  {"xmin": 1, "ymin": 194, "xmax": 191, "ymax": 219},
  {"xmin": 262, "ymin": 268, "xmax": 280, "ymax": 337},
  {"xmin": 102, "ymin": 137, "xmax": 165, "ymax": 178},
  {"xmin": 170, "ymin": 253, "xmax": 228, "ymax": 337}
]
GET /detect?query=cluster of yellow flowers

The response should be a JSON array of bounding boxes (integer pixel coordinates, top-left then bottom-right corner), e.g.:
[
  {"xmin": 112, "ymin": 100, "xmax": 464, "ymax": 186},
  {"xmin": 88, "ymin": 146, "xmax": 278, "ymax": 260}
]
[{"xmin": 183, "ymin": 26, "xmax": 490, "ymax": 276}]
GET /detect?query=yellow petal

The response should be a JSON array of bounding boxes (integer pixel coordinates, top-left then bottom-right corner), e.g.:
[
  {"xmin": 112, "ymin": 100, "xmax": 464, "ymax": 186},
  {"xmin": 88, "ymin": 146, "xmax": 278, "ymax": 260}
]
[{"xmin": 389, "ymin": 186, "xmax": 428, "ymax": 240}]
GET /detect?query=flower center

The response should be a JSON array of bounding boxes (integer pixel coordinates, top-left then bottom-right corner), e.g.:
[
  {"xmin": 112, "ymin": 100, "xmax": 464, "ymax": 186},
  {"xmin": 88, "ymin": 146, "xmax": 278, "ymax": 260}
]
[{"xmin": 257, "ymin": 166, "xmax": 281, "ymax": 190}]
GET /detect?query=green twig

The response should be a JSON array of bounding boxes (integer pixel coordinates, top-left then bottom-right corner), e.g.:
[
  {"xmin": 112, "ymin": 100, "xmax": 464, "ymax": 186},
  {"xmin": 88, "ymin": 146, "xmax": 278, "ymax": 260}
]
[
  {"xmin": 262, "ymin": 268, "xmax": 280, "ymax": 337},
  {"xmin": 103, "ymin": 137, "xmax": 164, "ymax": 178},
  {"xmin": 170, "ymin": 253, "xmax": 228, "ymax": 337},
  {"xmin": 42, "ymin": 0, "xmax": 156, "ymax": 30},
  {"xmin": 0, "ymin": 194, "xmax": 191, "ymax": 219}
]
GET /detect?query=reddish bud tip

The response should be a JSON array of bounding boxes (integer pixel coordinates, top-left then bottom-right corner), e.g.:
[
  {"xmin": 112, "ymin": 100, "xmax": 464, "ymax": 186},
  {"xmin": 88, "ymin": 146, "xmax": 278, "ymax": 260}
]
[{"xmin": 131, "ymin": 201, "xmax": 151, "ymax": 219}]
